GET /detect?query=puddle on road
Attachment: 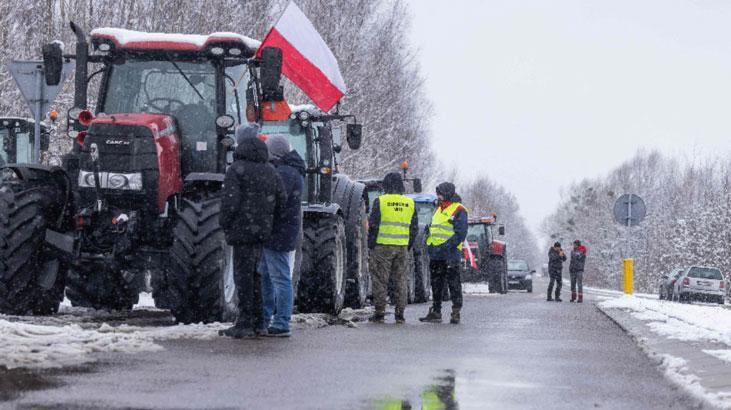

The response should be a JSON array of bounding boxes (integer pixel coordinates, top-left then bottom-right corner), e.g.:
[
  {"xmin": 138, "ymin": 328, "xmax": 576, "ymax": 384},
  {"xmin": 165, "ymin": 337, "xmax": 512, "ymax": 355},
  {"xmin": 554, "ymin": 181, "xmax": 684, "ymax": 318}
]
[{"xmin": 371, "ymin": 369, "xmax": 459, "ymax": 410}]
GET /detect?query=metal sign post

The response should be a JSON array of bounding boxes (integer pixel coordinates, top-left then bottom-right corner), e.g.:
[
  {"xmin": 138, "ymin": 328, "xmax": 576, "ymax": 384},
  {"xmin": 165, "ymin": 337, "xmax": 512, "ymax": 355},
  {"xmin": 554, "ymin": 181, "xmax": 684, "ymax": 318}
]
[
  {"xmin": 7, "ymin": 60, "xmax": 71, "ymax": 163},
  {"xmin": 613, "ymin": 193, "xmax": 646, "ymax": 295}
]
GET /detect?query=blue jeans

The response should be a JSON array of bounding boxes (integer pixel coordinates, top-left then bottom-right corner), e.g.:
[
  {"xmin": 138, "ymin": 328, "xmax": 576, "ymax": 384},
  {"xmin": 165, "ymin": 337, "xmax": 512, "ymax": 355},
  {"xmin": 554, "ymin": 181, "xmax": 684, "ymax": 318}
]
[{"xmin": 259, "ymin": 248, "xmax": 295, "ymax": 331}]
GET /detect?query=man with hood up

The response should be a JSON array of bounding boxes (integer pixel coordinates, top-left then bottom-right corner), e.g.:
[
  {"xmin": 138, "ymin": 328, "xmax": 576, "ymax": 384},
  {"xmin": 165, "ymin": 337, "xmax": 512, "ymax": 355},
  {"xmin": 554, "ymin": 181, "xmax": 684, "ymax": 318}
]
[
  {"xmin": 259, "ymin": 134, "xmax": 305, "ymax": 337},
  {"xmin": 420, "ymin": 182, "xmax": 468, "ymax": 324},
  {"xmin": 367, "ymin": 172, "xmax": 419, "ymax": 323},
  {"xmin": 219, "ymin": 124, "xmax": 287, "ymax": 339}
]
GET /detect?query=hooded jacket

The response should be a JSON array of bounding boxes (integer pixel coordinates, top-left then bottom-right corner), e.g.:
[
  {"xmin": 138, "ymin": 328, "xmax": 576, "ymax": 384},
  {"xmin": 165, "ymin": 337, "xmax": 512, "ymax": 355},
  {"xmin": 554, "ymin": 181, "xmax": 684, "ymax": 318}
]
[
  {"xmin": 569, "ymin": 245, "xmax": 587, "ymax": 273},
  {"xmin": 221, "ymin": 136, "xmax": 287, "ymax": 245},
  {"xmin": 368, "ymin": 172, "xmax": 419, "ymax": 249},
  {"xmin": 548, "ymin": 247, "xmax": 567, "ymax": 275},
  {"xmin": 267, "ymin": 149, "xmax": 306, "ymax": 251}
]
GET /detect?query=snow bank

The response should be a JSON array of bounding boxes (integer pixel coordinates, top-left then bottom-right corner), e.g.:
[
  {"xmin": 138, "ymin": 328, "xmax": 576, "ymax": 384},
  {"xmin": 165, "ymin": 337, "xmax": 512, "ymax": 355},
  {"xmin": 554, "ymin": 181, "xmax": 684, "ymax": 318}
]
[
  {"xmin": 599, "ymin": 296, "xmax": 731, "ymax": 345},
  {"xmin": 657, "ymin": 353, "xmax": 731, "ymax": 409},
  {"xmin": 704, "ymin": 350, "xmax": 731, "ymax": 364}
]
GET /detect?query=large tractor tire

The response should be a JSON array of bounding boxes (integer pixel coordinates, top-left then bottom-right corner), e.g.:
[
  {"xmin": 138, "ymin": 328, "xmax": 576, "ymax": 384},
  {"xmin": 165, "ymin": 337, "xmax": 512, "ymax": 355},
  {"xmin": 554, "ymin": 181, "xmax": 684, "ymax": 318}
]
[
  {"xmin": 487, "ymin": 256, "xmax": 506, "ymax": 294},
  {"xmin": 0, "ymin": 183, "xmax": 68, "ymax": 315},
  {"xmin": 345, "ymin": 201, "xmax": 369, "ymax": 308},
  {"xmin": 413, "ymin": 248, "xmax": 431, "ymax": 303},
  {"xmin": 164, "ymin": 198, "xmax": 237, "ymax": 324},
  {"xmin": 298, "ymin": 215, "xmax": 347, "ymax": 315},
  {"xmin": 65, "ymin": 263, "xmax": 140, "ymax": 310}
]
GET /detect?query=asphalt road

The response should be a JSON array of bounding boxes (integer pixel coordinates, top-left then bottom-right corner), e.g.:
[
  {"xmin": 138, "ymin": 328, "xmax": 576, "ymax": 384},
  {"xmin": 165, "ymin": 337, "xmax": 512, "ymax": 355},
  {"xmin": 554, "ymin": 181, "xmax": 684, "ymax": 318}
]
[{"xmin": 4, "ymin": 277, "xmax": 696, "ymax": 410}]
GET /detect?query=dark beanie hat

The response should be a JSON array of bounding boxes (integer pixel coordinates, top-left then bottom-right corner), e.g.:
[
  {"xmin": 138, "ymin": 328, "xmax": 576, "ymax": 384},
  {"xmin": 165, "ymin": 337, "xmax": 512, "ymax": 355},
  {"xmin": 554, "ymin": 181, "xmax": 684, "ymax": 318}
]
[{"xmin": 554, "ymin": 242, "xmax": 561, "ymax": 248}]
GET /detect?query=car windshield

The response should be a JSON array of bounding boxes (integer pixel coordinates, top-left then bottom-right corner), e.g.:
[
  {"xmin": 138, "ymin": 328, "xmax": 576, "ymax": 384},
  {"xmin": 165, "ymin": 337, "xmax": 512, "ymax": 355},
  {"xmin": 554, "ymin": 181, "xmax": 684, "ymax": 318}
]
[
  {"xmin": 102, "ymin": 59, "xmax": 217, "ymax": 137},
  {"xmin": 509, "ymin": 260, "xmax": 528, "ymax": 271},
  {"xmin": 687, "ymin": 267, "xmax": 723, "ymax": 280}
]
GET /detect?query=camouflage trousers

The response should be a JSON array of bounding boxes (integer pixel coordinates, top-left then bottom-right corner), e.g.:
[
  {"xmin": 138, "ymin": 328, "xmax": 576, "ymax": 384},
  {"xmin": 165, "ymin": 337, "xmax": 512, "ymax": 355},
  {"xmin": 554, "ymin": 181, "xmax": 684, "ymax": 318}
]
[{"xmin": 370, "ymin": 245, "xmax": 409, "ymax": 315}]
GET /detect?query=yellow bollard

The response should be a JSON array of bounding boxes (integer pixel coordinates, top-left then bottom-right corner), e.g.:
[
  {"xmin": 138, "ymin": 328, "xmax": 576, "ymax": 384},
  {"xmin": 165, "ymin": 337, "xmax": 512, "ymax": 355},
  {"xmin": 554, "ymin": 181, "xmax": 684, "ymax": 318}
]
[{"xmin": 624, "ymin": 258, "xmax": 634, "ymax": 295}]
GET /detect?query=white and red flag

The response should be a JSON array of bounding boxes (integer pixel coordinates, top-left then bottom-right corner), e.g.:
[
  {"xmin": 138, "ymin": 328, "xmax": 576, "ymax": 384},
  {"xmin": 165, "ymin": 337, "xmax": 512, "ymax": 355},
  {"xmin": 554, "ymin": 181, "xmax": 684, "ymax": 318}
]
[{"xmin": 258, "ymin": 1, "xmax": 347, "ymax": 112}]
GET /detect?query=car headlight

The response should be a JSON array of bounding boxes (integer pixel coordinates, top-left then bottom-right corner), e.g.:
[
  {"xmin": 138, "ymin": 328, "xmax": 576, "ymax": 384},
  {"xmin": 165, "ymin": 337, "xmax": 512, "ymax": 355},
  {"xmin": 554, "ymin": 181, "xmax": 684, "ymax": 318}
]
[{"xmin": 78, "ymin": 170, "xmax": 142, "ymax": 190}]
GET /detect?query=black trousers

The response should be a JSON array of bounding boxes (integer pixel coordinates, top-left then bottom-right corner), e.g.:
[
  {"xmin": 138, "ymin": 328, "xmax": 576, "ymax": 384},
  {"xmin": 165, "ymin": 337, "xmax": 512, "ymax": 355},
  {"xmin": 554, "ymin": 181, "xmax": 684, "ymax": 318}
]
[
  {"xmin": 233, "ymin": 245, "xmax": 264, "ymax": 330},
  {"xmin": 547, "ymin": 272, "xmax": 562, "ymax": 299},
  {"xmin": 430, "ymin": 260, "xmax": 463, "ymax": 310}
]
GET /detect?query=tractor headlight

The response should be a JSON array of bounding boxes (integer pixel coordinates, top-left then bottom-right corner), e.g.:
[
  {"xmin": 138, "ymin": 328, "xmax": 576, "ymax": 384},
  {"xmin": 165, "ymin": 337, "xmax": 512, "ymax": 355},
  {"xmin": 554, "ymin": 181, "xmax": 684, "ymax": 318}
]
[{"xmin": 78, "ymin": 171, "xmax": 142, "ymax": 190}]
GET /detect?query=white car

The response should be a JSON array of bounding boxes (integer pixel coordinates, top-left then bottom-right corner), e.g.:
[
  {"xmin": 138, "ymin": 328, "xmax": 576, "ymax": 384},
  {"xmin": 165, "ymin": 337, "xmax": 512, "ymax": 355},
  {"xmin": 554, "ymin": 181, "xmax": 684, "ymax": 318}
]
[{"xmin": 673, "ymin": 266, "xmax": 726, "ymax": 304}]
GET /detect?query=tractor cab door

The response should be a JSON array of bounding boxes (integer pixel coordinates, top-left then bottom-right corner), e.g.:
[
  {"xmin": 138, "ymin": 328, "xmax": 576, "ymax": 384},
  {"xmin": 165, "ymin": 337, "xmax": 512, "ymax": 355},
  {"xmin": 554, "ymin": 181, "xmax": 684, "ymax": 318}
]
[{"xmin": 0, "ymin": 122, "xmax": 36, "ymax": 164}]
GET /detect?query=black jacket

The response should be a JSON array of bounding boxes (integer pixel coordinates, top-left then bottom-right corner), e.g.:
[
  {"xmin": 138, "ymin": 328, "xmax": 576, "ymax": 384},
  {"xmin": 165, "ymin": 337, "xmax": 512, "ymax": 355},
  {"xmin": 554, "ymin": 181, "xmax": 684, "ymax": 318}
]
[
  {"xmin": 267, "ymin": 150, "xmax": 305, "ymax": 252},
  {"xmin": 569, "ymin": 248, "xmax": 586, "ymax": 273},
  {"xmin": 221, "ymin": 137, "xmax": 287, "ymax": 245},
  {"xmin": 368, "ymin": 173, "xmax": 419, "ymax": 250},
  {"xmin": 548, "ymin": 247, "xmax": 567, "ymax": 275}
]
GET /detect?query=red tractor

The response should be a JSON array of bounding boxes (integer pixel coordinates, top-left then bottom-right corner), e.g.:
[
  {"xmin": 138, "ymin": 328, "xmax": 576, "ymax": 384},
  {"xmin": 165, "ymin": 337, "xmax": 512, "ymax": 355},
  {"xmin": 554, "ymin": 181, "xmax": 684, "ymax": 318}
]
[
  {"xmin": 0, "ymin": 23, "xmax": 365, "ymax": 321},
  {"xmin": 462, "ymin": 215, "xmax": 508, "ymax": 294}
]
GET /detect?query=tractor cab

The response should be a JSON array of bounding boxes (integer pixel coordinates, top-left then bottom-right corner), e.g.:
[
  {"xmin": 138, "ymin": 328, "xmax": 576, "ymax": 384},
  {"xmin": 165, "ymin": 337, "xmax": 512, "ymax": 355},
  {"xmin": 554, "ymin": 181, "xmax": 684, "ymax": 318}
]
[{"xmin": 0, "ymin": 118, "xmax": 49, "ymax": 165}]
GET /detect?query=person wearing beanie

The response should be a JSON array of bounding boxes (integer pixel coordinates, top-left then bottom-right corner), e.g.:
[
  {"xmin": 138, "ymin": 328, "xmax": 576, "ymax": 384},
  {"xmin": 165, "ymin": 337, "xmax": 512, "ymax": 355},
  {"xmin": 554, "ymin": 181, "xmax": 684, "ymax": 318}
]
[
  {"xmin": 569, "ymin": 240, "xmax": 587, "ymax": 303},
  {"xmin": 219, "ymin": 135, "xmax": 286, "ymax": 339},
  {"xmin": 547, "ymin": 242, "xmax": 567, "ymax": 302},
  {"xmin": 258, "ymin": 134, "xmax": 305, "ymax": 337},
  {"xmin": 235, "ymin": 123, "xmax": 261, "ymax": 145},
  {"xmin": 367, "ymin": 172, "xmax": 419, "ymax": 324},
  {"xmin": 420, "ymin": 181, "xmax": 468, "ymax": 324}
]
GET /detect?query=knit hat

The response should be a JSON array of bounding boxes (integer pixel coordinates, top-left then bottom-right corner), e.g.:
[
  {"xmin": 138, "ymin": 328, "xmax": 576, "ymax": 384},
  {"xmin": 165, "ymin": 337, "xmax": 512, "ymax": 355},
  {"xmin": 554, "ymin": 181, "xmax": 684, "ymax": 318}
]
[
  {"xmin": 265, "ymin": 134, "xmax": 292, "ymax": 160},
  {"xmin": 235, "ymin": 123, "xmax": 261, "ymax": 145},
  {"xmin": 554, "ymin": 242, "xmax": 561, "ymax": 248}
]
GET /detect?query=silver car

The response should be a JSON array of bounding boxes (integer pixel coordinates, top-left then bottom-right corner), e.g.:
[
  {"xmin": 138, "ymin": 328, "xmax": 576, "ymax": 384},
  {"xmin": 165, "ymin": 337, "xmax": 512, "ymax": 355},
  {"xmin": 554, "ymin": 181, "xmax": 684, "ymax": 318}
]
[{"xmin": 673, "ymin": 266, "xmax": 726, "ymax": 304}]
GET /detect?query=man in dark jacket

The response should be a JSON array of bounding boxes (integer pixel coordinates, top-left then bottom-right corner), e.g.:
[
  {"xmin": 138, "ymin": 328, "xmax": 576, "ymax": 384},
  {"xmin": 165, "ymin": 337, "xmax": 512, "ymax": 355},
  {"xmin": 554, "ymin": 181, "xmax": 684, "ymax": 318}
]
[
  {"xmin": 259, "ymin": 134, "xmax": 305, "ymax": 337},
  {"xmin": 547, "ymin": 242, "xmax": 567, "ymax": 302},
  {"xmin": 569, "ymin": 240, "xmax": 587, "ymax": 303},
  {"xmin": 367, "ymin": 172, "xmax": 419, "ymax": 324},
  {"xmin": 219, "ymin": 124, "xmax": 286, "ymax": 339},
  {"xmin": 420, "ymin": 182, "xmax": 468, "ymax": 324}
]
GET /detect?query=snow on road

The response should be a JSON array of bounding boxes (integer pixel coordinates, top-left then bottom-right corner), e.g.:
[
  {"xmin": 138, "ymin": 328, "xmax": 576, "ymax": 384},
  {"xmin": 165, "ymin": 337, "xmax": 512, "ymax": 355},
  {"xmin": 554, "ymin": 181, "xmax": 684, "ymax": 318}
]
[{"xmin": 1, "ymin": 296, "xmax": 372, "ymax": 370}]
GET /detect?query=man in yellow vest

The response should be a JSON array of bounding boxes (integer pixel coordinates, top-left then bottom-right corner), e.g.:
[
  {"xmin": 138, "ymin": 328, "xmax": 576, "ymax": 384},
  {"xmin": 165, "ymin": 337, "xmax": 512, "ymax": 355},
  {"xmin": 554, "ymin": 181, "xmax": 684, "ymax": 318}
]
[
  {"xmin": 420, "ymin": 182, "xmax": 468, "ymax": 324},
  {"xmin": 368, "ymin": 172, "xmax": 419, "ymax": 323}
]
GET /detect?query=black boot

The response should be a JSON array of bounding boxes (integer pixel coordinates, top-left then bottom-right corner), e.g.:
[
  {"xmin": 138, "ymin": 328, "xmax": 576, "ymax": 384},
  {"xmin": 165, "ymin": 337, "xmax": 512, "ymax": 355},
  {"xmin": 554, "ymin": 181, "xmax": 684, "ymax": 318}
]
[
  {"xmin": 219, "ymin": 324, "xmax": 256, "ymax": 339},
  {"xmin": 368, "ymin": 312, "xmax": 385, "ymax": 323},
  {"xmin": 450, "ymin": 308, "xmax": 461, "ymax": 324},
  {"xmin": 419, "ymin": 307, "xmax": 442, "ymax": 323}
]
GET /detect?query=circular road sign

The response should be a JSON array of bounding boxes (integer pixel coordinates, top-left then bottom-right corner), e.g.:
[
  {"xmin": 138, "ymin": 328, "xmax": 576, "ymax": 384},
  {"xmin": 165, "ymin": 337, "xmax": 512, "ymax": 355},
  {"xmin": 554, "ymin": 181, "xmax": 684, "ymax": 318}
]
[{"xmin": 613, "ymin": 194, "xmax": 646, "ymax": 227}]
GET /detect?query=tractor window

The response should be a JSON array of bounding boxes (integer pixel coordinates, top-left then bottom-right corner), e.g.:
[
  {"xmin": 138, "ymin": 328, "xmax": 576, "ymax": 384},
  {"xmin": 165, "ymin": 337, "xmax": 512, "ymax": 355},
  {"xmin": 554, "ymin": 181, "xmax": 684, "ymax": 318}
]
[
  {"xmin": 260, "ymin": 121, "xmax": 307, "ymax": 159},
  {"xmin": 467, "ymin": 224, "xmax": 493, "ymax": 245},
  {"xmin": 225, "ymin": 64, "xmax": 248, "ymax": 126},
  {"xmin": 415, "ymin": 202, "xmax": 435, "ymax": 226},
  {"xmin": 14, "ymin": 129, "xmax": 32, "ymax": 164}
]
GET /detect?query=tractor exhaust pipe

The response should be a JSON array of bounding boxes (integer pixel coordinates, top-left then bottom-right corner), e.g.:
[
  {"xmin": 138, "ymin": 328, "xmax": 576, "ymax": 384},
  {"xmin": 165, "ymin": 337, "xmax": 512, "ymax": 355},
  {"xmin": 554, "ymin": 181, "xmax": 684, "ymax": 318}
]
[{"xmin": 70, "ymin": 21, "xmax": 88, "ymax": 109}]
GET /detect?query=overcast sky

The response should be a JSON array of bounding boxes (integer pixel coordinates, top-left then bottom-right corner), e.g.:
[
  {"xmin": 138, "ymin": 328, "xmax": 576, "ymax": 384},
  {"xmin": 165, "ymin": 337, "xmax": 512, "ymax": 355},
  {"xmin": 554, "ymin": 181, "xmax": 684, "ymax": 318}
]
[{"xmin": 407, "ymin": 0, "xmax": 731, "ymax": 237}]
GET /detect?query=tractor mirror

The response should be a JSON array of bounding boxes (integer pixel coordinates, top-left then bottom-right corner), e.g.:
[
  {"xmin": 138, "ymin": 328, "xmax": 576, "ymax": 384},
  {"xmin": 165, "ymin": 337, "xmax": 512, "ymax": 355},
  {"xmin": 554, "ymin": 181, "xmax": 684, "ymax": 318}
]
[
  {"xmin": 346, "ymin": 123, "xmax": 362, "ymax": 150},
  {"xmin": 42, "ymin": 42, "xmax": 64, "ymax": 86},
  {"xmin": 413, "ymin": 178, "xmax": 422, "ymax": 193},
  {"xmin": 498, "ymin": 225, "xmax": 505, "ymax": 236},
  {"xmin": 260, "ymin": 47, "xmax": 283, "ymax": 102}
]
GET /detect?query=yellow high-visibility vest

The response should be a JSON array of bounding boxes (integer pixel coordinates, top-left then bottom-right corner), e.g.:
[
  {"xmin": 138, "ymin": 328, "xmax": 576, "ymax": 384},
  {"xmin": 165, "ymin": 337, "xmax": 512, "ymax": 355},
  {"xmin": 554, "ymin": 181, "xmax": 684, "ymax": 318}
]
[
  {"xmin": 376, "ymin": 194, "xmax": 415, "ymax": 246},
  {"xmin": 426, "ymin": 202, "xmax": 464, "ymax": 251}
]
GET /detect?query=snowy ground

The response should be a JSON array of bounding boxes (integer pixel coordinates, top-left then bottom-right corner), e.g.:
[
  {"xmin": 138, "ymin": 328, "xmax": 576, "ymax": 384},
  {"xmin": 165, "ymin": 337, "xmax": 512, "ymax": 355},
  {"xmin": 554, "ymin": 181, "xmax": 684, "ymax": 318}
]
[
  {"xmin": 1, "ymin": 294, "xmax": 373, "ymax": 370},
  {"xmin": 599, "ymin": 295, "xmax": 731, "ymax": 408}
]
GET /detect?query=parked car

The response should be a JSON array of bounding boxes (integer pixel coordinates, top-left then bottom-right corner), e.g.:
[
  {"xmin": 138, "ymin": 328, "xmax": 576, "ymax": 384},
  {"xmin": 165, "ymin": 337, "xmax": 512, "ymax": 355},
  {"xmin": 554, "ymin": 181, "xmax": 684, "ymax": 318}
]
[
  {"xmin": 507, "ymin": 259, "xmax": 534, "ymax": 293},
  {"xmin": 659, "ymin": 268, "xmax": 684, "ymax": 300},
  {"xmin": 672, "ymin": 266, "xmax": 726, "ymax": 304}
]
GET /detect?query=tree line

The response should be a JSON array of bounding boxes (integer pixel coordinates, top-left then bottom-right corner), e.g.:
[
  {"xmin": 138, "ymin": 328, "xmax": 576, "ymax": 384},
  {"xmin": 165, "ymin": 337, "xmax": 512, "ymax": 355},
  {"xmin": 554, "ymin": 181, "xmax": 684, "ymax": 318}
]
[{"xmin": 542, "ymin": 150, "xmax": 731, "ymax": 292}]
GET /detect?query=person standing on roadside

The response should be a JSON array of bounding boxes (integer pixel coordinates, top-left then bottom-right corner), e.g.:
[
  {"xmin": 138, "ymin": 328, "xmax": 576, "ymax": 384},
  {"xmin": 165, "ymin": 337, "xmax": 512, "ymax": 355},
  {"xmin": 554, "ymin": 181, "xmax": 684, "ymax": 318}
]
[
  {"xmin": 259, "ymin": 135, "xmax": 305, "ymax": 337},
  {"xmin": 219, "ymin": 124, "xmax": 286, "ymax": 339},
  {"xmin": 420, "ymin": 182, "xmax": 468, "ymax": 324},
  {"xmin": 569, "ymin": 240, "xmax": 587, "ymax": 303},
  {"xmin": 368, "ymin": 172, "xmax": 419, "ymax": 324},
  {"xmin": 547, "ymin": 242, "xmax": 567, "ymax": 302}
]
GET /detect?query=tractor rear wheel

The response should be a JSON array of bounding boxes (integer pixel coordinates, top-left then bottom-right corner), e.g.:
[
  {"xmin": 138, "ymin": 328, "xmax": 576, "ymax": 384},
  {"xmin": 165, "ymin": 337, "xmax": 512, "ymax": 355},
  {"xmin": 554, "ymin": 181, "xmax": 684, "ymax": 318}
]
[
  {"xmin": 165, "ymin": 198, "xmax": 237, "ymax": 324},
  {"xmin": 345, "ymin": 202, "xmax": 368, "ymax": 308},
  {"xmin": 413, "ymin": 248, "xmax": 431, "ymax": 303},
  {"xmin": 298, "ymin": 215, "xmax": 347, "ymax": 315},
  {"xmin": 65, "ymin": 263, "xmax": 140, "ymax": 310},
  {"xmin": 0, "ymin": 183, "xmax": 67, "ymax": 315}
]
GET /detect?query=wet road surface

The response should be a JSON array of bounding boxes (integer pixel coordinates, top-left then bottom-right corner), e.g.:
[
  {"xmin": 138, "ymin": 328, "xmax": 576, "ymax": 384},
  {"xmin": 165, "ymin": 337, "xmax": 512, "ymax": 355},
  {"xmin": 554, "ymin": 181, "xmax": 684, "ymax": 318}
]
[{"xmin": 4, "ymin": 277, "xmax": 695, "ymax": 409}]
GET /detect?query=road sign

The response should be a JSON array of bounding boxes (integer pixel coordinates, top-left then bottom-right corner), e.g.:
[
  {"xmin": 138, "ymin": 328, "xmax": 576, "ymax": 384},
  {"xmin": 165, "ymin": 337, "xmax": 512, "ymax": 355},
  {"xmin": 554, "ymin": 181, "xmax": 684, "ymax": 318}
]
[
  {"xmin": 8, "ymin": 60, "xmax": 72, "ymax": 162},
  {"xmin": 613, "ymin": 194, "xmax": 646, "ymax": 227}
]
